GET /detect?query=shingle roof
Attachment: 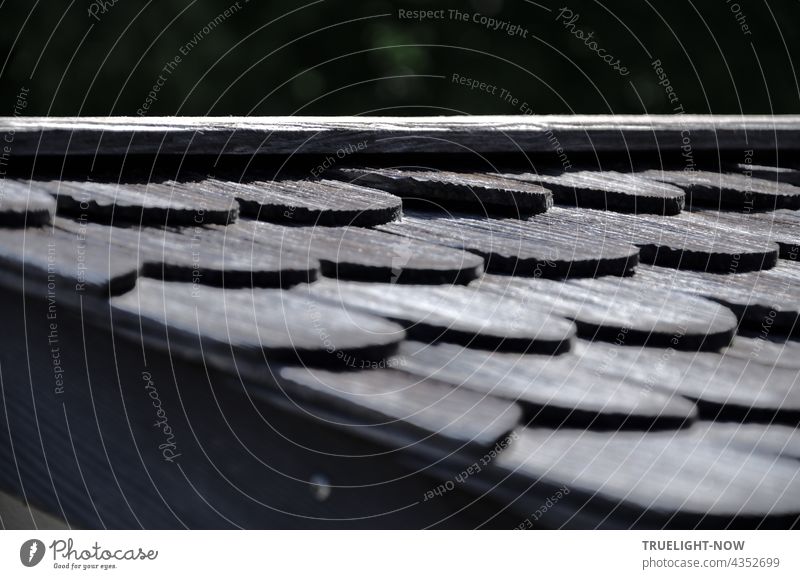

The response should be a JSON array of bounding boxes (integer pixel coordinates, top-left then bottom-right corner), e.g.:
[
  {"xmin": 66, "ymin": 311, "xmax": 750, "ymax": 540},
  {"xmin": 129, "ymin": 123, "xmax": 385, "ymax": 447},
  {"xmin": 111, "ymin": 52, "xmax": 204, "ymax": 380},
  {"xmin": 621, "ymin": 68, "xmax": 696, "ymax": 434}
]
[{"xmin": 0, "ymin": 115, "xmax": 798, "ymax": 529}]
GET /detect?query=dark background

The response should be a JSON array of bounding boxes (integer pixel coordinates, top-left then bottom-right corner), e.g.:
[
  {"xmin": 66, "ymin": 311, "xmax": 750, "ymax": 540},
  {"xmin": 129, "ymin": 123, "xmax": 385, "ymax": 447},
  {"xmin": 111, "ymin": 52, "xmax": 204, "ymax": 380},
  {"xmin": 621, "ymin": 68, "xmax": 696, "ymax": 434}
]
[{"xmin": 1, "ymin": 0, "xmax": 798, "ymax": 116}]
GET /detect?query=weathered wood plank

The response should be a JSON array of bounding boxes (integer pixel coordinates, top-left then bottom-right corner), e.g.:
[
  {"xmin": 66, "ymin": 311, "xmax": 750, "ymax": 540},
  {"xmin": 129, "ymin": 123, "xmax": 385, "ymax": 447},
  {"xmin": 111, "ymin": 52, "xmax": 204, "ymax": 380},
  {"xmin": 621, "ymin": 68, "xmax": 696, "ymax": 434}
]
[
  {"xmin": 397, "ymin": 341, "xmax": 697, "ymax": 430},
  {"xmin": 695, "ymin": 422, "xmax": 800, "ymax": 461},
  {"xmin": 642, "ymin": 170, "xmax": 800, "ymax": 211},
  {"xmin": 200, "ymin": 178, "xmax": 401, "ymax": 226},
  {"xmin": 276, "ymin": 366, "xmax": 522, "ymax": 451},
  {"xmin": 754, "ymin": 209, "xmax": 800, "ymax": 257},
  {"xmin": 495, "ymin": 427, "xmax": 800, "ymax": 527},
  {"xmin": 223, "ymin": 220, "xmax": 484, "ymax": 284},
  {"xmin": 633, "ymin": 263, "xmax": 800, "ymax": 337},
  {"xmin": 332, "ymin": 167, "xmax": 553, "ymax": 216},
  {"xmin": 28, "ymin": 179, "xmax": 238, "ymax": 225},
  {"xmin": 677, "ymin": 209, "xmax": 800, "ymax": 261},
  {"xmin": 578, "ymin": 340, "xmax": 800, "ymax": 424},
  {"xmin": 722, "ymin": 335, "xmax": 800, "ymax": 370},
  {"xmin": 750, "ymin": 209, "xmax": 800, "ymax": 260},
  {"xmin": 729, "ymin": 163, "xmax": 800, "ymax": 186},
  {"xmin": 667, "ymin": 351, "xmax": 800, "ymax": 424},
  {"xmin": 299, "ymin": 280, "xmax": 576, "ymax": 354},
  {"xmin": 377, "ymin": 210, "xmax": 639, "ymax": 278},
  {"xmin": 110, "ymin": 278, "xmax": 406, "ymax": 367},
  {"xmin": 56, "ymin": 218, "xmax": 318, "ymax": 288},
  {"xmin": 0, "ymin": 225, "xmax": 139, "ymax": 296},
  {"xmin": 528, "ymin": 206, "xmax": 779, "ymax": 273},
  {"xmin": 3, "ymin": 115, "xmax": 800, "ymax": 156},
  {"xmin": 0, "ymin": 180, "xmax": 56, "ymax": 226},
  {"xmin": 502, "ymin": 170, "xmax": 685, "ymax": 215},
  {"xmin": 474, "ymin": 274, "xmax": 737, "ymax": 351}
]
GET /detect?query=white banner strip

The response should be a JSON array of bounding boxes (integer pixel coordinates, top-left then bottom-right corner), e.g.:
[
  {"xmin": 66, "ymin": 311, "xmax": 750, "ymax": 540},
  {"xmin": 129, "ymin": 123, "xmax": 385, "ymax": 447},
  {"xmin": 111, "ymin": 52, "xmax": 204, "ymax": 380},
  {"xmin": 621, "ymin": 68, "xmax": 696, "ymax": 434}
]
[{"xmin": 0, "ymin": 530, "xmax": 797, "ymax": 578}]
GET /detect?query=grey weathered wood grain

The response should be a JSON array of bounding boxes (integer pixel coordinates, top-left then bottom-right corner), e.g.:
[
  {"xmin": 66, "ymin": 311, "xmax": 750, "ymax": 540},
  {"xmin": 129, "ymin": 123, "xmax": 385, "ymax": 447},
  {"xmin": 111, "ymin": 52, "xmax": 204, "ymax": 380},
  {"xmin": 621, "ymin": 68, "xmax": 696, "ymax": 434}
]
[
  {"xmin": 528, "ymin": 206, "xmax": 779, "ymax": 273},
  {"xmin": 222, "ymin": 220, "xmax": 484, "ymax": 284},
  {"xmin": 694, "ymin": 422, "xmax": 800, "ymax": 461},
  {"xmin": 678, "ymin": 209, "xmax": 800, "ymax": 261},
  {"xmin": 496, "ymin": 427, "xmax": 800, "ymax": 524},
  {"xmin": 275, "ymin": 366, "xmax": 522, "ymax": 451},
  {"xmin": 722, "ymin": 335, "xmax": 800, "ymax": 370},
  {"xmin": 473, "ymin": 274, "xmax": 737, "ymax": 351},
  {"xmin": 0, "ymin": 225, "xmax": 139, "ymax": 296},
  {"xmin": 29, "ymin": 179, "xmax": 238, "ymax": 225},
  {"xmin": 749, "ymin": 209, "xmax": 800, "ymax": 260},
  {"xmin": 577, "ymin": 340, "xmax": 800, "ymax": 424},
  {"xmin": 298, "ymin": 280, "xmax": 576, "ymax": 354},
  {"xmin": 642, "ymin": 170, "xmax": 800, "ymax": 211},
  {"xmin": 110, "ymin": 278, "xmax": 406, "ymax": 366},
  {"xmin": 201, "ymin": 178, "xmax": 402, "ymax": 226},
  {"xmin": 3, "ymin": 115, "xmax": 800, "ymax": 156},
  {"xmin": 332, "ymin": 167, "xmax": 553, "ymax": 216},
  {"xmin": 633, "ymin": 263, "xmax": 800, "ymax": 337},
  {"xmin": 730, "ymin": 163, "xmax": 800, "ymax": 186},
  {"xmin": 377, "ymin": 210, "xmax": 639, "ymax": 278},
  {"xmin": 753, "ymin": 209, "xmax": 800, "ymax": 259},
  {"xmin": 664, "ymin": 351, "xmax": 800, "ymax": 423},
  {"xmin": 55, "ymin": 217, "xmax": 319, "ymax": 288},
  {"xmin": 0, "ymin": 180, "xmax": 56, "ymax": 226},
  {"xmin": 397, "ymin": 341, "xmax": 697, "ymax": 430},
  {"xmin": 501, "ymin": 170, "xmax": 685, "ymax": 215}
]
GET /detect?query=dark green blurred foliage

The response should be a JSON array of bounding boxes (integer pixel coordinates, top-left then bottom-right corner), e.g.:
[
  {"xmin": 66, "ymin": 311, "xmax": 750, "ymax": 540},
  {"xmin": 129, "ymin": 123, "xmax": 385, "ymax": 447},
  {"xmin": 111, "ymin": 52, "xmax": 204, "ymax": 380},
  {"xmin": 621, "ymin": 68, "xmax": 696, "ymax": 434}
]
[{"xmin": 0, "ymin": 0, "xmax": 797, "ymax": 116}]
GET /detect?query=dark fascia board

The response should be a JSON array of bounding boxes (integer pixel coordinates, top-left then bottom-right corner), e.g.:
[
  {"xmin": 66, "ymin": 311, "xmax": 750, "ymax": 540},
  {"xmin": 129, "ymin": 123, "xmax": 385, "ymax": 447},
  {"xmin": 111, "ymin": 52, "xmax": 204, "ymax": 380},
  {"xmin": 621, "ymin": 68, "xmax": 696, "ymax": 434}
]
[{"xmin": 2, "ymin": 115, "xmax": 800, "ymax": 156}]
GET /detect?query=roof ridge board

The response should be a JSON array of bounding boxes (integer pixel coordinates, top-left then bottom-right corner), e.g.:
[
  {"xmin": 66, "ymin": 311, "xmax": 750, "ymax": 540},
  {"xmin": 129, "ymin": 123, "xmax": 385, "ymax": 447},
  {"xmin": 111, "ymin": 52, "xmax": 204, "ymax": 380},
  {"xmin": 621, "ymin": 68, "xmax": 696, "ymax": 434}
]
[{"xmin": 4, "ymin": 115, "xmax": 800, "ymax": 156}]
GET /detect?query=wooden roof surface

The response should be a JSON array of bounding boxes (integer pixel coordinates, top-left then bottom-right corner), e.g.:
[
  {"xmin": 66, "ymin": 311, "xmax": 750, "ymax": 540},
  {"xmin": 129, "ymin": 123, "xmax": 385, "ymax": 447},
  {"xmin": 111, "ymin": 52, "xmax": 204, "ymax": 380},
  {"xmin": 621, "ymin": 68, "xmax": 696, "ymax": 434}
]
[{"xmin": 0, "ymin": 115, "xmax": 799, "ymax": 529}]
